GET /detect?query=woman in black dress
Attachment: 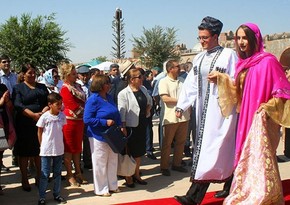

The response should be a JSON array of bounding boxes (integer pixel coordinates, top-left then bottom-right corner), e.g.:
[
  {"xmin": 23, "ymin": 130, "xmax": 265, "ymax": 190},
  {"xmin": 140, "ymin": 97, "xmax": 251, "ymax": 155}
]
[
  {"xmin": 118, "ymin": 68, "xmax": 152, "ymax": 187},
  {"xmin": 13, "ymin": 64, "xmax": 49, "ymax": 192}
]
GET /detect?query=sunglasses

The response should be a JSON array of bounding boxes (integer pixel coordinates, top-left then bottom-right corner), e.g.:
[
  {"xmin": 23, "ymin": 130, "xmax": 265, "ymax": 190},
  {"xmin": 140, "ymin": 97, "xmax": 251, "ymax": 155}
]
[{"xmin": 1, "ymin": 60, "xmax": 11, "ymax": 64}]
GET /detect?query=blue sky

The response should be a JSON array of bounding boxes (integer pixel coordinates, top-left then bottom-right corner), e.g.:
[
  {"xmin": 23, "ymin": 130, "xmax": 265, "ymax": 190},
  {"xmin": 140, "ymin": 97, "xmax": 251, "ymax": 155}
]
[{"xmin": 1, "ymin": 0, "xmax": 289, "ymax": 63}]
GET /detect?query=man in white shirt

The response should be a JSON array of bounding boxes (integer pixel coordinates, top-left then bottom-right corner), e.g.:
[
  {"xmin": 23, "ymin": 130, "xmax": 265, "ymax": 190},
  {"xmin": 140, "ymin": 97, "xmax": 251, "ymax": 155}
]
[{"xmin": 0, "ymin": 55, "xmax": 17, "ymax": 96}]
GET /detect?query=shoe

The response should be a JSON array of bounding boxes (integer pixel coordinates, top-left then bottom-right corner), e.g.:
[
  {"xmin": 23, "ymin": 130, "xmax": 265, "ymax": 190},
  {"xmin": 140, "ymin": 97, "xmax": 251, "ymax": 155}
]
[
  {"xmin": 21, "ymin": 180, "xmax": 31, "ymax": 192},
  {"xmin": 61, "ymin": 175, "xmax": 66, "ymax": 181},
  {"xmin": 184, "ymin": 146, "xmax": 192, "ymax": 157},
  {"xmin": 124, "ymin": 176, "xmax": 135, "ymax": 188},
  {"xmin": 38, "ymin": 198, "xmax": 46, "ymax": 205},
  {"xmin": 110, "ymin": 188, "xmax": 121, "ymax": 193},
  {"xmin": 161, "ymin": 169, "xmax": 171, "ymax": 176},
  {"xmin": 74, "ymin": 173, "xmax": 88, "ymax": 184},
  {"xmin": 146, "ymin": 153, "xmax": 157, "ymax": 160},
  {"xmin": 124, "ymin": 182, "xmax": 135, "ymax": 188},
  {"xmin": 54, "ymin": 195, "xmax": 67, "ymax": 204},
  {"xmin": 214, "ymin": 190, "xmax": 229, "ymax": 198},
  {"xmin": 133, "ymin": 176, "xmax": 148, "ymax": 185},
  {"xmin": 174, "ymin": 195, "xmax": 197, "ymax": 205},
  {"xmin": 67, "ymin": 177, "xmax": 80, "ymax": 187},
  {"xmin": 184, "ymin": 151, "xmax": 192, "ymax": 157},
  {"xmin": 277, "ymin": 156, "xmax": 286, "ymax": 162},
  {"xmin": 97, "ymin": 192, "xmax": 111, "ymax": 197},
  {"xmin": 172, "ymin": 166, "xmax": 188, "ymax": 173}
]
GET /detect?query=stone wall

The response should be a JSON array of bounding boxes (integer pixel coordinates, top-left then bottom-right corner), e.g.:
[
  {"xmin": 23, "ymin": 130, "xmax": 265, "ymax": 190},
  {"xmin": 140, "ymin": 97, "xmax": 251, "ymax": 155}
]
[{"xmin": 265, "ymin": 36, "xmax": 290, "ymax": 59}]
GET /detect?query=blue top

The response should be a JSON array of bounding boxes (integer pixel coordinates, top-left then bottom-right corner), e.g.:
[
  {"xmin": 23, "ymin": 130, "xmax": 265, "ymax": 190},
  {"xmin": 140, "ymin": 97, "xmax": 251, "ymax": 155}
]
[{"xmin": 83, "ymin": 92, "xmax": 121, "ymax": 142}]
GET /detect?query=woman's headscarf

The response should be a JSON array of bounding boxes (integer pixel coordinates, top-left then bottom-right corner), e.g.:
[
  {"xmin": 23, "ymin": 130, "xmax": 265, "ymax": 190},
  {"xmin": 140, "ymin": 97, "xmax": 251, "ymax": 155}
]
[
  {"xmin": 43, "ymin": 68, "xmax": 56, "ymax": 86},
  {"xmin": 234, "ymin": 23, "xmax": 271, "ymax": 78}
]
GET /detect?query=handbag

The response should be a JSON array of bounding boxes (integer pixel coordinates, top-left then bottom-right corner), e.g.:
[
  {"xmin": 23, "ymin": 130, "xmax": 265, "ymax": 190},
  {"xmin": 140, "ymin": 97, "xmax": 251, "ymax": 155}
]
[
  {"xmin": 117, "ymin": 153, "xmax": 136, "ymax": 177},
  {"xmin": 0, "ymin": 128, "xmax": 9, "ymax": 151},
  {"xmin": 101, "ymin": 125, "xmax": 131, "ymax": 154}
]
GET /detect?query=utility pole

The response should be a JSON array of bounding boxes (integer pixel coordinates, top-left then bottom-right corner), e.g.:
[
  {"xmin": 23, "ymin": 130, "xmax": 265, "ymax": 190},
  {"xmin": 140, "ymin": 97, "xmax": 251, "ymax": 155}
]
[
  {"xmin": 115, "ymin": 8, "xmax": 122, "ymax": 59},
  {"xmin": 111, "ymin": 8, "xmax": 125, "ymax": 59}
]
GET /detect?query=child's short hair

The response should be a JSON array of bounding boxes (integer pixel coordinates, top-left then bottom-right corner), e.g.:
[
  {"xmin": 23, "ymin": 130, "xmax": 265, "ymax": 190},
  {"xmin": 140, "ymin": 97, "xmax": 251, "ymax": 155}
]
[{"xmin": 47, "ymin": 92, "xmax": 62, "ymax": 104}]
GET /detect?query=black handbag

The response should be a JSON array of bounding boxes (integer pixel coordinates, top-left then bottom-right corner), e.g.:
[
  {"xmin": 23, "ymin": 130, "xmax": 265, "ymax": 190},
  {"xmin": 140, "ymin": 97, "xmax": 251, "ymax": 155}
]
[{"xmin": 101, "ymin": 125, "xmax": 131, "ymax": 154}]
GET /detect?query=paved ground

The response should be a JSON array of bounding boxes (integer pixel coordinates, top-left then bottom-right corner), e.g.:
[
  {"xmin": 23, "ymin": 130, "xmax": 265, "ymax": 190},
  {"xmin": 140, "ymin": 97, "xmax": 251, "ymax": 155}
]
[{"xmin": 1, "ymin": 120, "xmax": 289, "ymax": 205}]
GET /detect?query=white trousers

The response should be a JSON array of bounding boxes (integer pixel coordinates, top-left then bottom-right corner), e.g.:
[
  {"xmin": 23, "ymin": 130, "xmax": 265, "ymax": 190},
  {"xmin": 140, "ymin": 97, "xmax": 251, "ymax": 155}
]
[{"xmin": 89, "ymin": 137, "xmax": 118, "ymax": 195}]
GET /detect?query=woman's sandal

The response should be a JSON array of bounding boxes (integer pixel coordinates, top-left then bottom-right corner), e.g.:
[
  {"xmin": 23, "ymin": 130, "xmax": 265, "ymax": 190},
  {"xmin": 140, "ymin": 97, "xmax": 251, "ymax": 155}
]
[
  {"xmin": 109, "ymin": 188, "xmax": 121, "ymax": 193},
  {"xmin": 75, "ymin": 173, "xmax": 88, "ymax": 184},
  {"xmin": 67, "ymin": 176, "xmax": 80, "ymax": 187},
  {"xmin": 97, "ymin": 192, "xmax": 111, "ymax": 197}
]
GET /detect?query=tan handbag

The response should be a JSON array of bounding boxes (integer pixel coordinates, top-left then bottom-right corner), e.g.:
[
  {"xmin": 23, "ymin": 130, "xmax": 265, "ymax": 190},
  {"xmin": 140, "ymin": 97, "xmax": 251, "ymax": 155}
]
[{"xmin": 117, "ymin": 154, "xmax": 136, "ymax": 177}]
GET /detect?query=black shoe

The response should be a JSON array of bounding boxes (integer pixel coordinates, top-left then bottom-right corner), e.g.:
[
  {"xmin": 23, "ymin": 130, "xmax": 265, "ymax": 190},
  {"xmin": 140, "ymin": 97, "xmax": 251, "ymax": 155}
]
[
  {"xmin": 54, "ymin": 196, "xmax": 67, "ymax": 204},
  {"xmin": 146, "ymin": 153, "xmax": 157, "ymax": 160},
  {"xmin": 174, "ymin": 195, "xmax": 196, "ymax": 205},
  {"xmin": 133, "ymin": 176, "xmax": 148, "ymax": 185},
  {"xmin": 184, "ymin": 151, "xmax": 192, "ymax": 157},
  {"xmin": 161, "ymin": 169, "xmax": 171, "ymax": 176},
  {"xmin": 22, "ymin": 182, "xmax": 31, "ymax": 192},
  {"xmin": 38, "ymin": 198, "xmax": 46, "ymax": 205},
  {"xmin": 172, "ymin": 166, "xmax": 188, "ymax": 173},
  {"xmin": 124, "ymin": 182, "xmax": 135, "ymax": 188},
  {"xmin": 214, "ymin": 190, "xmax": 229, "ymax": 198},
  {"xmin": 277, "ymin": 156, "xmax": 286, "ymax": 162}
]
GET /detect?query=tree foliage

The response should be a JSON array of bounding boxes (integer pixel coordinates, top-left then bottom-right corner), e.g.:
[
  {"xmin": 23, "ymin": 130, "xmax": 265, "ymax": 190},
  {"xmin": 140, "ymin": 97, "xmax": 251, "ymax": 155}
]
[
  {"xmin": 111, "ymin": 14, "xmax": 126, "ymax": 59},
  {"xmin": 131, "ymin": 25, "xmax": 179, "ymax": 69},
  {"xmin": 92, "ymin": 56, "xmax": 108, "ymax": 63},
  {"xmin": 0, "ymin": 13, "xmax": 71, "ymax": 71}
]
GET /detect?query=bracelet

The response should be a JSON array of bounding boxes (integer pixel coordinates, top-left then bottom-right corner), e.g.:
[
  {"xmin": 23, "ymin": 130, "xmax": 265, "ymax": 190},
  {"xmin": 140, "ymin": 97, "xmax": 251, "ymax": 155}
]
[{"xmin": 175, "ymin": 108, "xmax": 184, "ymax": 113}]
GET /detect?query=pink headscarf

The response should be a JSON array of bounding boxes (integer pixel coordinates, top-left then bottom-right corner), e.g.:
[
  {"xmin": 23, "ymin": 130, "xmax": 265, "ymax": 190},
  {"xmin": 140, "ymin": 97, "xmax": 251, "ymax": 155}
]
[{"xmin": 234, "ymin": 23, "xmax": 269, "ymax": 79}]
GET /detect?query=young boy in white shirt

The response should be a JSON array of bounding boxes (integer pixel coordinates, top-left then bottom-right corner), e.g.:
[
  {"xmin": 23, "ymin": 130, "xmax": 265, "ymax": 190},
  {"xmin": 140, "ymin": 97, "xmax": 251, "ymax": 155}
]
[{"xmin": 37, "ymin": 92, "xmax": 67, "ymax": 205}]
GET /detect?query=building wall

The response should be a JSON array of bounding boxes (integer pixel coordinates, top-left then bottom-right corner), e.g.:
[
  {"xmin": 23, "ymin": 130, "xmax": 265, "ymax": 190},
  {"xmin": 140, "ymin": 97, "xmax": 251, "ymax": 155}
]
[{"xmin": 179, "ymin": 31, "xmax": 290, "ymax": 67}]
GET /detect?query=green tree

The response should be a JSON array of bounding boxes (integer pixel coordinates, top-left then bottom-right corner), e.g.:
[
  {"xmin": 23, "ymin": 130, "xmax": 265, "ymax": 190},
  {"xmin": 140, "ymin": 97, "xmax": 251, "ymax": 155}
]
[
  {"xmin": 131, "ymin": 25, "xmax": 179, "ymax": 69},
  {"xmin": 92, "ymin": 56, "xmax": 108, "ymax": 63},
  {"xmin": 0, "ymin": 13, "xmax": 71, "ymax": 71}
]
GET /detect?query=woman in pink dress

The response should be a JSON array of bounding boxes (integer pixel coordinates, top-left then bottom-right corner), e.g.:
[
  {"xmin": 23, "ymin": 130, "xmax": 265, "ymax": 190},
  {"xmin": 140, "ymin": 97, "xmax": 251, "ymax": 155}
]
[{"xmin": 221, "ymin": 23, "xmax": 290, "ymax": 204}]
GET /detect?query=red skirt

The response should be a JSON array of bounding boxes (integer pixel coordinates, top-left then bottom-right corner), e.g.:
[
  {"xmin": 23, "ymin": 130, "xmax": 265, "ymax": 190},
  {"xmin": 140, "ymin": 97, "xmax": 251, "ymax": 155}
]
[{"xmin": 63, "ymin": 119, "xmax": 84, "ymax": 153}]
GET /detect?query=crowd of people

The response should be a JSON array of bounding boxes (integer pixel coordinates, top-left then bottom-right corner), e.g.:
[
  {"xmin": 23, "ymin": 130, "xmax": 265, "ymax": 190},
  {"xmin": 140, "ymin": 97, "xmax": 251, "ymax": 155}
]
[{"xmin": 0, "ymin": 15, "xmax": 290, "ymax": 205}]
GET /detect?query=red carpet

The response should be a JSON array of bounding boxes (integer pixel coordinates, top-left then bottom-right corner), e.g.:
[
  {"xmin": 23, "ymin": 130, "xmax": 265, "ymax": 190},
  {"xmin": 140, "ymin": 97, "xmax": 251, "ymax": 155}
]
[{"xmin": 116, "ymin": 179, "xmax": 290, "ymax": 205}]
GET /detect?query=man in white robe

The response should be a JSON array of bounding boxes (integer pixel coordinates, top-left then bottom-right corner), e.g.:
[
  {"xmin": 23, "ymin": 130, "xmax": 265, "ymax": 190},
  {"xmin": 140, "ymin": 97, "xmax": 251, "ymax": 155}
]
[{"xmin": 174, "ymin": 16, "xmax": 238, "ymax": 205}]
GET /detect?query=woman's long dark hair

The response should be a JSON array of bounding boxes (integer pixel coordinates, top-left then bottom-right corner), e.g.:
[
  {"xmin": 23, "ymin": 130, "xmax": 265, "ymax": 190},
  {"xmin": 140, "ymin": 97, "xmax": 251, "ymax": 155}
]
[{"xmin": 235, "ymin": 25, "xmax": 258, "ymax": 59}]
